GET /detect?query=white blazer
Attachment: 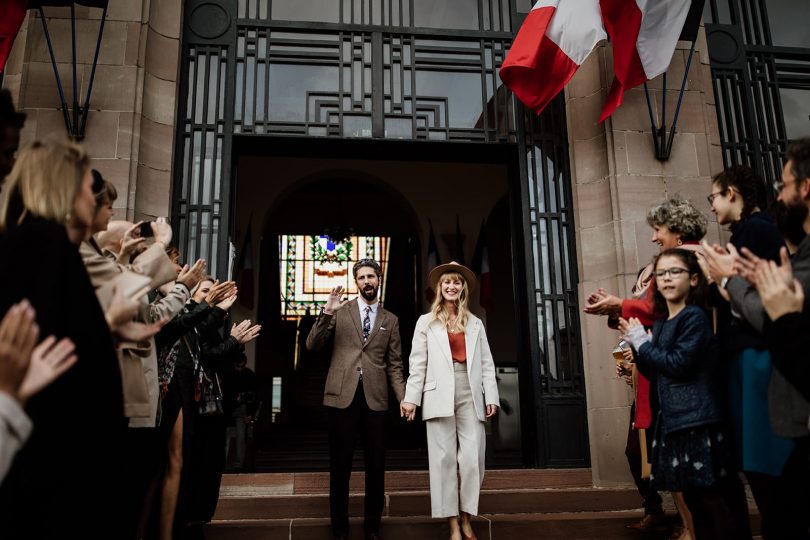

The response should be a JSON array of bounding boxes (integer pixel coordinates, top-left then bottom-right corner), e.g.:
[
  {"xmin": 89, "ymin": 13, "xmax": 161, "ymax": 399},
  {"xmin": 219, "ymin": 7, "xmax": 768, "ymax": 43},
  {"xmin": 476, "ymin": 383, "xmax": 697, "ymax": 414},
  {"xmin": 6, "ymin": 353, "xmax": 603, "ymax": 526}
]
[{"xmin": 404, "ymin": 313, "xmax": 499, "ymax": 421}]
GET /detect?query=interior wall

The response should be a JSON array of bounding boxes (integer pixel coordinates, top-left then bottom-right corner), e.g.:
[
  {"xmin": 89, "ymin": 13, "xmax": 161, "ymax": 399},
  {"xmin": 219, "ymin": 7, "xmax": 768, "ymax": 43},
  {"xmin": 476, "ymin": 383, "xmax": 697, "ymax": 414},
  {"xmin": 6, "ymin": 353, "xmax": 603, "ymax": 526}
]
[{"xmin": 230, "ymin": 155, "xmax": 516, "ymax": 368}]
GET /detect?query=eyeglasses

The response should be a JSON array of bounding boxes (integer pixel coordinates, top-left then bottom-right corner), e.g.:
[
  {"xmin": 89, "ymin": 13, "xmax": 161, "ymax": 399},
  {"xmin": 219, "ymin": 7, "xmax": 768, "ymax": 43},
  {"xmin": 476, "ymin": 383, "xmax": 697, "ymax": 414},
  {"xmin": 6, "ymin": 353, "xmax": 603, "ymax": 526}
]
[
  {"xmin": 653, "ymin": 267, "xmax": 689, "ymax": 279},
  {"xmin": 706, "ymin": 189, "xmax": 729, "ymax": 205}
]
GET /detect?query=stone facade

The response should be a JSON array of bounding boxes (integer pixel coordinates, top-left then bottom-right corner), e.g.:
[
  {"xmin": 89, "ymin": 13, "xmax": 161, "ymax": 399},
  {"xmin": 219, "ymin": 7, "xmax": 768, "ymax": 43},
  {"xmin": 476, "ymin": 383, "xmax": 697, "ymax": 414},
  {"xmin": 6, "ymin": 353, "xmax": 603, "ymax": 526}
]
[
  {"xmin": 3, "ymin": 3, "xmax": 726, "ymax": 487},
  {"xmin": 568, "ymin": 30, "xmax": 726, "ymax": 485},
  {"xmin": 3, "ymin": 0, "xmax": 183, "ymax": 221}
]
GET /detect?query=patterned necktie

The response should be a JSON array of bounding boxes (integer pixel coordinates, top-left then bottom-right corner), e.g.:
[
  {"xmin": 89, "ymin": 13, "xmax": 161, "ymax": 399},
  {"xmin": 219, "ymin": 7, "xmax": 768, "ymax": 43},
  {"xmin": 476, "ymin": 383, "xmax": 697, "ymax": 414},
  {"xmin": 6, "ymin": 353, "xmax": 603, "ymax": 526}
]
[{"xmin": 362, "ymin": 306, "xmax": 372, "ymax": 342}]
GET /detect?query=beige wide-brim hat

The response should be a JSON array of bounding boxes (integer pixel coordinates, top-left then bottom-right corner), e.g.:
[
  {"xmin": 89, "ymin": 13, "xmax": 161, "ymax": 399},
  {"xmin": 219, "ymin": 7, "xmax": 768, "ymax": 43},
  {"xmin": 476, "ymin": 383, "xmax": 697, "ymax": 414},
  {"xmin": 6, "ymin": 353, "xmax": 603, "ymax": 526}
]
[{"xmin": 428, "ymin": 261, "xmax": 477, "ymax": 293}]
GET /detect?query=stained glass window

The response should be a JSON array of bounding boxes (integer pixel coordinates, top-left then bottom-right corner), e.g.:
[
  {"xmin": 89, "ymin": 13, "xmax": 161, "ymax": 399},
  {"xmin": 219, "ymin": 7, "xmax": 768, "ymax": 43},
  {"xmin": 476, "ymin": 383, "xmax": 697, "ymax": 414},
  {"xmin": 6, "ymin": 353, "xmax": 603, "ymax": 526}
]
[{"xmin": 279, "ymin": 234, "xmax": 390, "ymax": 319}]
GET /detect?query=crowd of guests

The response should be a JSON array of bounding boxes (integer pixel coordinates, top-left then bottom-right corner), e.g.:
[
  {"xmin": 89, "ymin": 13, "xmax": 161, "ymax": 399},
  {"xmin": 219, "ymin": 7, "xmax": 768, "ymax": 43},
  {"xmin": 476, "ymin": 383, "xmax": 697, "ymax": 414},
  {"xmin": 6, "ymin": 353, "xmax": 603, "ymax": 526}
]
[
  {"xmin": 586, "ymin": 139, "xmax": 810, "ymax": 539},
  {"xmin": 0, "ymin": 89, "xmax": 261, "ymax": 539}
]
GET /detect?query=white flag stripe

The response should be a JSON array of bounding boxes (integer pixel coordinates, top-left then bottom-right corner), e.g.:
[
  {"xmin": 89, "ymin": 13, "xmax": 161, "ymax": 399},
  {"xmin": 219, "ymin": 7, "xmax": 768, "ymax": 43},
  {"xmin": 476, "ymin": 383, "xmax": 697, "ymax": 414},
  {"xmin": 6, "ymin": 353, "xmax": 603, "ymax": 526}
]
[
  {"xmin": 530, "ymin": 0, "xmax": 559, "ymax": 10},
  {"xmin": 636, "ymin": 0, "xmax": 691, "ymax": 78},
  {"xmin": 546, "ymin": 0, "xmax": 607, "ymax": 65}
]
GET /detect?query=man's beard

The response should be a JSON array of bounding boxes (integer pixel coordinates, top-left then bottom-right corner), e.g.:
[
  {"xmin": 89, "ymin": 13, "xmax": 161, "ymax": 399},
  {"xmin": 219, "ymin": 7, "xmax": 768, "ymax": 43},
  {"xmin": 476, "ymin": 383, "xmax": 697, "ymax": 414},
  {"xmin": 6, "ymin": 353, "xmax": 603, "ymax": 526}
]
[
  {"xmin": 359, "ymin": 284, "xmax": 379, "ymax": 302},
  {"xmin": 772, "ymin": 197, "xmax": 808, "ymax": 247}
]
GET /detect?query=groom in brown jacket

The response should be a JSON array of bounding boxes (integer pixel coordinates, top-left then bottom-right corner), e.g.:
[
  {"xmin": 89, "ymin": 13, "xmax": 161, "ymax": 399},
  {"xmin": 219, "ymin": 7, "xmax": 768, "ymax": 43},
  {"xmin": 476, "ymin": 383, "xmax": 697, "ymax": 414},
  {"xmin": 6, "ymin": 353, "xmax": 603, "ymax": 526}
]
[{"xmin": 306, "ymin": 259, "xmax": 406, "ymax": 540}]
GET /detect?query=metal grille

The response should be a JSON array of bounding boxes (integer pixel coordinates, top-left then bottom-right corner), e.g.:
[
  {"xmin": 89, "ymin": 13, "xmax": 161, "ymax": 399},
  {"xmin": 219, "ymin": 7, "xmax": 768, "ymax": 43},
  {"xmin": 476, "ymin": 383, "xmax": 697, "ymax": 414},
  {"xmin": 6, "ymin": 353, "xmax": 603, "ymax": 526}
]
[
  {"xmin": 173, "ymin": 45, "xmax": 231, "ymax": 277},
  {"xmin": 233, "ymin": 27, "xmax": 515, "ymax": 141},
  {"xmin": 705, "ymin": 0, "xmax": 810, "ymax": 183},
  {"xmin": 521, "ymin": 98, "xmax": 583, "ymax": 396},
  {"xmin": 236, "ymin": 0, "xmax": 511, "ymax": 32}
]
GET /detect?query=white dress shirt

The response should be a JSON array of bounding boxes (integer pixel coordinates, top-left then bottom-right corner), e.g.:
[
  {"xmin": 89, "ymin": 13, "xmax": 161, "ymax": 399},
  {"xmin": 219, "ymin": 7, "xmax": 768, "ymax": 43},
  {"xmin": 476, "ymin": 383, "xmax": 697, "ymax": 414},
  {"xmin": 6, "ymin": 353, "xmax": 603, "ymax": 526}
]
[{"xmin": 357, "ymin": 296, "xmax": 379, "ymax": 333}]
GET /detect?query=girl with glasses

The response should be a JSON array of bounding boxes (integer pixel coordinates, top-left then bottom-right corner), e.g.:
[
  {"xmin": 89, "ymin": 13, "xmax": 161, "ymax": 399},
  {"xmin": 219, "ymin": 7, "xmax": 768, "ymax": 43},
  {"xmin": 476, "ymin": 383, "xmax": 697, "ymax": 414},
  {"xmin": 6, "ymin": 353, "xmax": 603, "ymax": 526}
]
[{"xmin": 620, "ymin": 249, "xmax": 751, "ymax": 540}]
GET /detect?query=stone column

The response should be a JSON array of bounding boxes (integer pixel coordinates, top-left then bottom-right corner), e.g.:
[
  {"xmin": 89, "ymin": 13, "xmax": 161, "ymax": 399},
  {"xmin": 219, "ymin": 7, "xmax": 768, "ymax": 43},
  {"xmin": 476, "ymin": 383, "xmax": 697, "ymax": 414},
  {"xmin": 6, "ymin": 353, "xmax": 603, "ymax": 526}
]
[
  {"xmin": 2, "ymin": 0, "xmax": 183, "ymax": 222},
  {"xmin": 567, "ymin": 28, "xmax": 725, "ymax": 487}
]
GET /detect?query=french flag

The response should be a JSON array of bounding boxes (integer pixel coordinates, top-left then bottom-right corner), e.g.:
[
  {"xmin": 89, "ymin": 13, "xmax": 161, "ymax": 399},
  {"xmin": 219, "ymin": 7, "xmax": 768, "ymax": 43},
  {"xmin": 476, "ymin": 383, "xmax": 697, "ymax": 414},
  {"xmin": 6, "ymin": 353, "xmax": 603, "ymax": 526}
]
[
  {"xmin": 499, "ymin": 0, "xmax": 606, "ymax": 114},
  {"xmin": 599, "ymin": 0, "xmax": 692, "ymax": 122}
]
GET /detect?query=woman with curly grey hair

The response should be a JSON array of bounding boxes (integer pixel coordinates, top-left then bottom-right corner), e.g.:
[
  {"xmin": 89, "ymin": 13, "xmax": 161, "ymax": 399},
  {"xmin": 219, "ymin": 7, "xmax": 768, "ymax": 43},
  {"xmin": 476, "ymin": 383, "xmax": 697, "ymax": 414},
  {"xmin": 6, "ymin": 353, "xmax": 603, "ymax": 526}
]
[{"xmin": 584, "ymin": 195, "xmax": 707, "ymax": 540}]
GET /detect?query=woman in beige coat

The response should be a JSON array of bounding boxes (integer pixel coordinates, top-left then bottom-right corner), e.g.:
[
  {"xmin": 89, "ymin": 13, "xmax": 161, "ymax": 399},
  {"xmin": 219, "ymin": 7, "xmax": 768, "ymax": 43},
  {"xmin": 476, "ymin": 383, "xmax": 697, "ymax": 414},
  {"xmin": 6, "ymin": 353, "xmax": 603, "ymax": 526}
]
[{"xmin": 401, "ymin": 262, "xmax": 499, "ymax": 540}]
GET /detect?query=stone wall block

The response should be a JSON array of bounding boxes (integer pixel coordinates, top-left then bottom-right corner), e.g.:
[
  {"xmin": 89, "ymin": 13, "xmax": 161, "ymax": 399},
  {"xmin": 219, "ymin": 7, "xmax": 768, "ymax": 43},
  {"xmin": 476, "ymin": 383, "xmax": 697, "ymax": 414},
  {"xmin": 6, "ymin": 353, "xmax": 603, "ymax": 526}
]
[
  {"xmin": 144, "ymin": 27, "xmax": 180, "ymax": 82},
  {"xmin": 709, "ymin": 143, "xmax": 725, "ymax": 176},
  {"xmin": 134, "ymin": 164, "xmax": 172, "ymax": 217},
  {"xmin": 662, "ymin": 133, "xmax": 700, "ymax": 178},
  {"xmin": 568, "ymin": 90, "xmax": 606, "ymax": 142},
  {"xmin": 694, "ymin": 132, "xmax": 712, "ymax": 177},
  {"xmin": 611, "ymin": 131, "xmax": 629, "ymax": 175},
  {"xmin": 617, "ymin": 219, "xmax": 640, "ymax": 275},
  {"xmin": 568, "ymin": 49, "xmax": 604, "ymax": 100},
  {"xmin": 21, "ymin": 61, "xmax": 81, "ymax": 110},
  {"xmin": 665, "ymin": 177, "xmax": 712, "ymax": 218},
  {"xmin": 149, "ymin": 0, "xmax": 183, "ymax": 40},
  {"xmin": 608, "ymin": 88, "xmax": 650, "ymax": 132},
  {"xmin": 82, "ymin": 64, "xmax": 137, "ymax": 111},
  {"xmin": 588, "ymin": 407, "xmax": 634, "ymax": 486},
  {"xmin": 625, "ymin": 131, "xmax": 664, "ymax": 176},
  {"xmin": 5, "ymin": 15, "xmax": 29, "ymax": 76},
  {"xmin": 91, "ymin": 157, "xmax": 131, "ymax": 204},
  {"xmin": 579, "ymin": 223, "xmax": 619, "ymax": 282},
  {"xmin": 574, "ymin": 179, "xmax": 613, "ymax": 230},
  {"xmin": 139, "ymin": 117, "xmax": 174, "ymax": 172},
  {"xmin": 117, "ymin": 112, "xmax": 136, "ymax": 159},
  {"xmin": 81, "ymin": 111, "xmax": 120, "ymax": 158},
  {"xmin": 572, "ymin": 134, "xmax": 609, "ymax": 184},
  {"xmin": 615, "ymin": 175, "xmax": 666, "ymax": 221},
  {"xmin": 142, "ymin": 72, "xmax": 177, "ymax": 124},
  {"xmin": 32, "ymin": 108, "xmax": 68, "ymax": 141},
  {"xmin": 705, "ymin": 103, "xmax": 721, "ymax": 146},
  {"xmin": 633, "ymin": 220, "xmax": 659, "ymax": 271},
  {"xmin": 653, "ymin": 89, "xmax": 705, "ymax": 134},
  {"xmin": 29, "ymin": 19, "xmax": 128, "ymax": 66},
  {"xmin": 124, "ymin": 22, "xmax": 142, "ymax": 66}
]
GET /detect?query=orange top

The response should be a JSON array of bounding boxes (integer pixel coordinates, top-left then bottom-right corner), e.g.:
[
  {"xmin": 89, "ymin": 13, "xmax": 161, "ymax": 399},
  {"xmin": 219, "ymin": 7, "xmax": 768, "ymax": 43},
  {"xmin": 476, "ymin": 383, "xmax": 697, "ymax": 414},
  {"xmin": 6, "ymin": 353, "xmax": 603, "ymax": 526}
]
[{"xmin": 448, "ymin": 332, "xmax": 466, "ymax": 363}]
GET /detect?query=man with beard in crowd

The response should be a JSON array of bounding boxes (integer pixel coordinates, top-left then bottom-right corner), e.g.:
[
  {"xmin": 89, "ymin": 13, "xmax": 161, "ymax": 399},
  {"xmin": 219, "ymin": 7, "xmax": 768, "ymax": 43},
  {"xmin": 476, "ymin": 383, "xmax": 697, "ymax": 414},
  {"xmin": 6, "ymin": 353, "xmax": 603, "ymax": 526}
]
[
  {"xmin": 306, "ymin": 259, "xmax": 406, "ymax": 540},
  {"xmin": 702, "ymin": 137, "xmax": 810, "ymax": 539}
]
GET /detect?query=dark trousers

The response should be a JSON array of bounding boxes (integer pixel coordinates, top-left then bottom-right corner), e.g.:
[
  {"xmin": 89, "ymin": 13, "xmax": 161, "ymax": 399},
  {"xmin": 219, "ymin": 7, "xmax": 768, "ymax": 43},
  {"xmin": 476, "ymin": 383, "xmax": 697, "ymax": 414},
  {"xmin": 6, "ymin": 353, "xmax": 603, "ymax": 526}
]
[
  {"xmin": 625, "ymin": 404, "xmax": 664, "ymax": 515},
  {"xmin": 683, "ymin": 475, "xmax": 752, "ymax": 540},
  {"xmin": 328, "ymin": 382, "xmax": 386, "ymax": 536},
  {"xmin": 767, "ymin": 437, "xmax": 810, "ymax": 539}
]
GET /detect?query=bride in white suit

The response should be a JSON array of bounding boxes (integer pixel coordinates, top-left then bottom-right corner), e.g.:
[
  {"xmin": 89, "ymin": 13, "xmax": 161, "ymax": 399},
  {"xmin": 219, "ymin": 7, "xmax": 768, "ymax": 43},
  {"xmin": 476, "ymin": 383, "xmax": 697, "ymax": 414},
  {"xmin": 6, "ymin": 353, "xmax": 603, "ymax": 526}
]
[{"xmin": 400, "ymin": 262, "xmax": 499, "ymax": 540}]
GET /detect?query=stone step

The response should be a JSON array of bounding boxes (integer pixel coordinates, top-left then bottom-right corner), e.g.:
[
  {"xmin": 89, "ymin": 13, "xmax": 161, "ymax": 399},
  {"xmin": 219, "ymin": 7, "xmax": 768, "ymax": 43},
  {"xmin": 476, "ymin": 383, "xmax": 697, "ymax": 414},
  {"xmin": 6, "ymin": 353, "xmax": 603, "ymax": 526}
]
[
  {"xmin": 218, "ymin": 469, "xmax": 595, "ymax": 497},
  {"xmin": 213, "ymin": 487, "xmax": 643, "ymax": 521},
  {"xmin": 204, "ymin": 512, "xmax": 682, "ymax": 540}
]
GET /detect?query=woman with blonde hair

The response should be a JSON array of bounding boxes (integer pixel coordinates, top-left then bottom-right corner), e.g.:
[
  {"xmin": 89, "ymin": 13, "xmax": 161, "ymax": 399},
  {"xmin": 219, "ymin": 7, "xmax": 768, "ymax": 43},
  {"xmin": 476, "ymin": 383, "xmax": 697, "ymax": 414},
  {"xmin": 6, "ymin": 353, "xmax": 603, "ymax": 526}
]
[
  {"xmin": 401, "ymin": 262, "xmax": 499, "ymax": 540},
  {"xmin": 0, "ymin": 140, "xmax": 128, "ymax": 537}
]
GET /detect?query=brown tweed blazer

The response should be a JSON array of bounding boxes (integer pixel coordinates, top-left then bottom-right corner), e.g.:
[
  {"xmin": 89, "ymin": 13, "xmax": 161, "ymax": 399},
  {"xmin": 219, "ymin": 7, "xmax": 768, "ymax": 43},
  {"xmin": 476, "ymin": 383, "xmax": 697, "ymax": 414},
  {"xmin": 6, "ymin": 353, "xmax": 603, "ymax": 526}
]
[{"xmin": 306, "ymin": 299, "xmax": 406, "ymax": 411}]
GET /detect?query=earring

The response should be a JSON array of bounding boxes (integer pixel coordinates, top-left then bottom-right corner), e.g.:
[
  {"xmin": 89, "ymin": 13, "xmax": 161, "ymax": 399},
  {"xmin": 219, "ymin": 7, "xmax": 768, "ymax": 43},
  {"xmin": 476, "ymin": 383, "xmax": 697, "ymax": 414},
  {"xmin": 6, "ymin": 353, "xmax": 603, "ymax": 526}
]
[
  {"xmin": 64, "ymin": 212, "xmax": 72, "ymax": 223},
  {"xmin": 677, "ymin": 238, "xmax": 683, "ymax": 246}
]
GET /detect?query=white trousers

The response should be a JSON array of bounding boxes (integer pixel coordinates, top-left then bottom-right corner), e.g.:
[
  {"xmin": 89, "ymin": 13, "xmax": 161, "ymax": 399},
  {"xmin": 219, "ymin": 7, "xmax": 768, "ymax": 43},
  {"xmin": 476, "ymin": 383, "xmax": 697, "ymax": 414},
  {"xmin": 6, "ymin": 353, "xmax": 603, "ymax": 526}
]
[{"xmin": 425, "ymin": 363, "xmax": 486, "ymax": 518}]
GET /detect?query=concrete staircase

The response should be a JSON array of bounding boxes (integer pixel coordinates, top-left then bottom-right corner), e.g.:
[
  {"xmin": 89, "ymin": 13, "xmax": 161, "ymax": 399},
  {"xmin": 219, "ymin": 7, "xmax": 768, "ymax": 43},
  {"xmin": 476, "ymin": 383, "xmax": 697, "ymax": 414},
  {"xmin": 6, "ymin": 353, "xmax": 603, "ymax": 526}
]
[{"xmin": 204, "ymin": 469, "xmax": 692, "ymax": 539}]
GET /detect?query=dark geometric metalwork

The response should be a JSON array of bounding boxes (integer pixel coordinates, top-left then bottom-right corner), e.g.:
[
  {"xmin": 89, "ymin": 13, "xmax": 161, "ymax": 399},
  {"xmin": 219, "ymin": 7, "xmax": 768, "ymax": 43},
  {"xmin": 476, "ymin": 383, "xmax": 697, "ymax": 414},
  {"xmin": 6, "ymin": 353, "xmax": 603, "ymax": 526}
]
[
  {"xmin": 704, "ymin": 0, "xmax": 810, "ymax": 184},
  {"xmin": 174, "ymin": 0, "xmax": 589, "ymax": 467},
  {"xmin": 233, "ymin": 27, "xmax": 516, "ymax": 142},
  {"xmin": 236, "ymin": 0, "xmax": 512, "ymax": 32},
  {"xmin": 516, "ymin": 93, "xmax": 589, "ymax": 467}
]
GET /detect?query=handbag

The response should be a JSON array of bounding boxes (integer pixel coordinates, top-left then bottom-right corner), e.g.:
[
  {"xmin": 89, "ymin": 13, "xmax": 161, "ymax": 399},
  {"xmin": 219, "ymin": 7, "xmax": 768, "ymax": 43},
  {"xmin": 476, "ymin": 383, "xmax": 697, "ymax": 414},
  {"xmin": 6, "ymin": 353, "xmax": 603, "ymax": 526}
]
[{"xmin": 183, "ymin": 335, "xmax": 224, "ymax": 417}]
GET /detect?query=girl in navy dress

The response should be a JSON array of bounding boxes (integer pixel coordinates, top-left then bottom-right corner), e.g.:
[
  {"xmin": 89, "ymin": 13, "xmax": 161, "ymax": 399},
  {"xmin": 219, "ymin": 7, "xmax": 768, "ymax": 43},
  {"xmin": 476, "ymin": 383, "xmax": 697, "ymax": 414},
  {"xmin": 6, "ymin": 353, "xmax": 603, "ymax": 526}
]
[{"xmin": 620, "ymin": 249, "xmax": 751, "ymax": 540}]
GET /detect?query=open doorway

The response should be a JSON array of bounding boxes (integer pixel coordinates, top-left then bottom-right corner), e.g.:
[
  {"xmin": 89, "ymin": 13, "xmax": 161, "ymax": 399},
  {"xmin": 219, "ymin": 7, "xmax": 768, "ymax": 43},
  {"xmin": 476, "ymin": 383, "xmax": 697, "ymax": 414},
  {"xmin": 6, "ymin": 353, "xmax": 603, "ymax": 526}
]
[{"xmin": 231, "ymin": 139, "xmax": 523, "ymax": 471}]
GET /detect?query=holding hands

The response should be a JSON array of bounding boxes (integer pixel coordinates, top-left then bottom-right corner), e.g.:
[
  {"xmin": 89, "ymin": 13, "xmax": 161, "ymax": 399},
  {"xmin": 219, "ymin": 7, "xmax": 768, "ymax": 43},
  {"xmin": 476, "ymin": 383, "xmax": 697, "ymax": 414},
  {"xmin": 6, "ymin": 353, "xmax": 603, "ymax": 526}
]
[{"xmin": 400, "ymin": 401, "xmax": 416, "ymax": 421}]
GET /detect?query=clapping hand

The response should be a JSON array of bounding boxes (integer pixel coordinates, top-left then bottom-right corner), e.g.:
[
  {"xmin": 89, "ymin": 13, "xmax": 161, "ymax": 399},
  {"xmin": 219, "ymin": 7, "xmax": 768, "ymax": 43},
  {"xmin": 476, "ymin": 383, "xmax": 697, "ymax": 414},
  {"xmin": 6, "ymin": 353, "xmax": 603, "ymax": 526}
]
[
  {"xmin": 323, "ymin": 286, "xmax": 348, "ymax": 314},
  {"xmin": 176, "ymin": 259, "xmax": 206, "ymax": 291},
  {"xmin": 583, "ymin": 288, "xmax": 622, "ymax": 316},
  {"xmin": 618, "ymin": 317, "xmax": 651, "ymax": 350},
  {"xmin": 0, "ymin": 301, "xmax": 38, "ymax": 401},
  {"xmin": 114, "ymin": 317, "xmax": 171, "ymax": 343},
  {"xmin": 231, "ymin": 320, "xmax": 261, "ymax": 344},
  {"xmin": 755, "ymin": 256, "xmax": 804, "ymax": 321},
  {"xmin": 206, "ymin": 280, "xmax": 237, "ymax": 305},
  {"xmin": 400, "ymin": 401, "xmax": 416, "ymax": 421},
  {"xmin": 18, "ymin": 336, "xmax": 77, "ymax": 403}
]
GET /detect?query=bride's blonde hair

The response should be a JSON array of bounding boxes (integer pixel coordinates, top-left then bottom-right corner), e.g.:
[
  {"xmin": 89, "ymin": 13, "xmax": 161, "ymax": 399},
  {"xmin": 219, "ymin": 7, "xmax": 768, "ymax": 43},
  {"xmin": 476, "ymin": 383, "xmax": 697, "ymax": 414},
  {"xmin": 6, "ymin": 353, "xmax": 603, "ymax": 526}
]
[{"xmin": 430, "ymin": 271, "xmax": 470, "ymax": 333}]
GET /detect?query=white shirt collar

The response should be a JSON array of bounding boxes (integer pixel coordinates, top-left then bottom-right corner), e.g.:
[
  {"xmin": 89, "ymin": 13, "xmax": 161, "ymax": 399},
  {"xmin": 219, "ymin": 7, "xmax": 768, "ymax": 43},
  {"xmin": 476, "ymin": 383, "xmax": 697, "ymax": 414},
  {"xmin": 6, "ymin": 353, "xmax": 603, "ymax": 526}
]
[{"xmin": 357, "ymin": 296, "xmax": 378, "ymax": 312}]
